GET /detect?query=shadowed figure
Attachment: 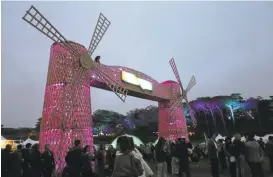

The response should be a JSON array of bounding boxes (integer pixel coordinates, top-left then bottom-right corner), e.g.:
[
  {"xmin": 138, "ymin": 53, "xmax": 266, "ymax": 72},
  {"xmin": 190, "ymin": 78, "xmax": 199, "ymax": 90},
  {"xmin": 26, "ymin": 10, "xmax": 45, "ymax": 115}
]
[{"xmin": 41, "ymin": 144, "xmax": 55, "ymax": 177}]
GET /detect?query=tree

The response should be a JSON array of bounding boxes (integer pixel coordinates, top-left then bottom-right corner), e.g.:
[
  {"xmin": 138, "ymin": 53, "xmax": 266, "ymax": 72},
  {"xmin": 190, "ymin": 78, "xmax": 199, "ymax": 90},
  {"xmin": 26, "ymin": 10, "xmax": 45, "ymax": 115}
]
[
  {"xmin": 230, "ymin": 93, "xmax": 243, "ymax": 101},
  {"xmin": 92, "ymin": 110, "xmax": 127, "ymax": 134},
  {"xmin": 257, "ymin": 96, "xmax": 263, "ymax": 100},
  {"xmin": 35, "ymin": 117, "xmax": 42, "ymax": 132},
  {"xmin": 126, "ymin": 105, "xmax": 158, "ymax": 132}
]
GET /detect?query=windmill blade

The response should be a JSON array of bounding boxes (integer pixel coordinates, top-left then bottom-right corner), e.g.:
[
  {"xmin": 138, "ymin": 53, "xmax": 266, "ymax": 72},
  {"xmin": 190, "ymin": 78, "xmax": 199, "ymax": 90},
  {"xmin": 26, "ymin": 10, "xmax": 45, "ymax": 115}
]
[
  {"xmin": 186, "ymin": 75, "xmax": 196, "ymax": 93},
  {"xmin": 88, "ymin": 13, "xmax": 111, "ymax": 57},
  {"xmin": 169, "ymin": 58, "xmax": 184, "ymax": 90},
  {"xmin": 185, "ymin": 98, "xmax": 197, "ymax": 127},
  {"xmin": 93, "ymin": 63, "xmax": 128, "ymax": 102},
  {"xmin": 169, "ymin": 97, "xmax": 183, "ymax": 111},
  {"xmin": 22, "ymin": 5, "xmax": 80, "ymax": 57}
]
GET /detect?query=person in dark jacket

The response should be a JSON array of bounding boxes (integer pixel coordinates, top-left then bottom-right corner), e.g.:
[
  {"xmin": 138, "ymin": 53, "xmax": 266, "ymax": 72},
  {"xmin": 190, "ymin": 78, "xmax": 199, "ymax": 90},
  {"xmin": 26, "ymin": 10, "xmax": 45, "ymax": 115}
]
[
  {"xmin": 2, "ymin": 144, "xmax": 12, "ymax": 177},
  {"xmin": 96, "ymin": 144, "xmax": 105, "ymax": 177},
  {"xmin": 82, "ymin": 145, "xmax": 93, "ymax": 177},
  {"xmin": 176, "ymin": 137, "xmax": 191, "ymax": 177},
  {"xmin": 258, "ymin": 138, "xmax": 265, "ymax": 151},
  {"xmin": 207, "ymin": 132, "xmax": 220, "ymax": 177},
  {"xmin": 233, "ymin": 133, "xmax": 245, "ymax": 177},
  {"xmin": 218, "ymin": 139, "xmax": 227, "ymax": 170},
  {"xmin": 65, "ymin": 140, "xmax": 83, "ymax": 177},
  {"xmin": 155, "ymin": 137, "xmax": 167, "ymax": 177},
  {"xmin": 41, "ymin": 144, "xmax": 55, "ymax": 177},
  {"xmin": 106, "ymin": 145, "xmax": 116, "ymax": 175},
  {"xmin": 10, "ymin": 144, "xmax": 23, "ymax": 177},
  {"xmin": 266, "ymin": 136, "xmax": 273, "ymax": 172},
  {"xmin": 21, "ymin": 143, "xmax": 32, "ymax": 177},
  {"xmin": 30, "ymin": 143, "xmax": 42, "ymax": 177},
  {"xmin": 225, "ymin": 137, "xmax": 236, "ymax": 177}
]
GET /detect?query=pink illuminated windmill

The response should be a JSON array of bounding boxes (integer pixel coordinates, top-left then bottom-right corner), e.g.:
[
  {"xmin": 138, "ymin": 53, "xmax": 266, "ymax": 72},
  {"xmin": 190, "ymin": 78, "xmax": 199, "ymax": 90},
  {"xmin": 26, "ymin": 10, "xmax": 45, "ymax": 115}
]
[
  {"xmin": 169, "ymin": 58, "xmax": 197, "ymax": 127},
  {"xmin": 22, "ymin": 5, "xmax": 128, "ymax": 171}
]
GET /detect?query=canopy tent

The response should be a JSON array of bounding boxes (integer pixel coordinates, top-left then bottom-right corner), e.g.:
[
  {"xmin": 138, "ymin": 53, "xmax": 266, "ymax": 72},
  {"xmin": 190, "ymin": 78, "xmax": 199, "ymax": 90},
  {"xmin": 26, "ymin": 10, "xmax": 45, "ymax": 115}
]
[
  {"xmin": 215, "ymin": 134, "xmax": 225, "ymax": 142},
  {"xmin": 111, "ymin": 134, "xmax": 144, "ymax": 148},
  {"xmin": 1, "ymin": 136, "xmax": 6, "ymax": 140},
  {"xmin": 22, "ymin": 138, "xmax": 39, "ymax": 146}
]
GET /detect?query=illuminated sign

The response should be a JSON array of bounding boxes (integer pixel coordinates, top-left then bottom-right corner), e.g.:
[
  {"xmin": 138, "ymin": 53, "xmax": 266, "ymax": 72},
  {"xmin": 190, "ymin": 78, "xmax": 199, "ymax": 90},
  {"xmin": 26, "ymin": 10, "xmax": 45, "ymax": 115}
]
[{"xmin": 121, "ymin": 71, "xmax": 153, "ymax": 91}]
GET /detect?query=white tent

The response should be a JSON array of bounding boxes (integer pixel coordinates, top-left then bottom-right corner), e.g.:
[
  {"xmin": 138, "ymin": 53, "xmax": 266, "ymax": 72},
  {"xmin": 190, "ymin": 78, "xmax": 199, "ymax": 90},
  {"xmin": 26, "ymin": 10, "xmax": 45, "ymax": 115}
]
[
  {"xmin": 22, "ymin": 138, "xmax": 39, "ymax": 146},
  {"xmin": 215, "ymin": 134, "xmax": 226, "ymax": 142},
  {"xmin": 1, "ymin": 136, "xmax": 6, "ymax": 140},
  {"xmin": 111, "ymin": 134, "xmax": 144, "ymax": 148}
]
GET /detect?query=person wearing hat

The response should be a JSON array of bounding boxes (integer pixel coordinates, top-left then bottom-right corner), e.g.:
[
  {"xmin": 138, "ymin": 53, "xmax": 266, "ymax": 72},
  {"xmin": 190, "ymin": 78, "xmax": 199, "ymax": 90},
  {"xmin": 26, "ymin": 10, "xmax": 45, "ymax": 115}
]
[{"xmin": 207, "ymin": 132, "xmax": 220, "ymax": 177}]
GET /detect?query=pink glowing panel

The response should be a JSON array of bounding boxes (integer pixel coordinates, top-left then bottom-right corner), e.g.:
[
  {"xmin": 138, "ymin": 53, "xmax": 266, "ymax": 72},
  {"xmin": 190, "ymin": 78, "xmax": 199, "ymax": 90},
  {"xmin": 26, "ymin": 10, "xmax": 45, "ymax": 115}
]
[
  {"xmin": 40, "ymin": 42, "xmax": 93, "ymax": 173},
  {"xmin": 158, "ymin": 81, "xmax": 189, "ymax": 141}
]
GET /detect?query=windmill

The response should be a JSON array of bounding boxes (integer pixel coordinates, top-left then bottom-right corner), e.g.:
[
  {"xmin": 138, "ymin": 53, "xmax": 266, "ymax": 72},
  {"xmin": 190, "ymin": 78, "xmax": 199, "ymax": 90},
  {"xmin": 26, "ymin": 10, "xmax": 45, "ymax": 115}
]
[
  {"xmin": 22, "ymin": 6, "xmax": 128, "ymax": 134},
  {"xmin": 169, "ymin": 58, "xmax": 197, "ymax": 127}
]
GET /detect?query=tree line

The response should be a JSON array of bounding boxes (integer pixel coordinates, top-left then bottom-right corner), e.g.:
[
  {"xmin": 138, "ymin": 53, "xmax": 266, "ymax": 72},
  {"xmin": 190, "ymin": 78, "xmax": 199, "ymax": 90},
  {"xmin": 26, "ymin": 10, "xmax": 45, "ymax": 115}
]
[{"xmin": 2, "ymin": 93, "xmax": 272, "ymax": 142}]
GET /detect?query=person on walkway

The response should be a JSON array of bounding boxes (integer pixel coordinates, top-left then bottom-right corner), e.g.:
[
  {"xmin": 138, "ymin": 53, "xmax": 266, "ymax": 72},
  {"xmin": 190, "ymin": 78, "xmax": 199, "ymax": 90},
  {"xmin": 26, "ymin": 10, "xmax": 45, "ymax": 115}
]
[
  {"xmin": 10, "ymin": 144, "xmax": 23, "ymax": 177},
  {"xmin": 155, "ymin": 137, "xmax": 167, "ymax": 177},
  {"xmin": 218, "ymin": 139, "xmax": 227, "ymax": 170},
  {"xmin": 96, "ymin": 144, "xmax": 106, "ymax": 177},
  {"xmin": 30, "ymin": 143, "xmax": 42, "ymax": 177},
  {"xmin": 176, "ymin": 137, "xmax": 191, "ymax": 177},
  {"xmin": 112, "ymin": 136, "xmax": 144, "ymax": 177},
  {"xmin": 106, "ymin": 144, "xmax": 116, "ymax": 176},
  {"xmin": 245, "ymin": 133, "xmax": 264, "ymax": 177},
  {"xmin": 41, "ymin": 144, "xmax": 55, "ymax": 177},
  {"xmin": 171, "ymin": 141, "xmax": 179, "ymax": 175},
  {"xmin": 207, "ymin": 132, "xmax": 220, "ymax": 177},
  {"xmin": 65, "ymin": 140, "xmax": 83, "ymax": 177},
  {"xmin": 2, "ymin": 144, "xmax": 12, "ymax": 177},
  {"xmin": 82, "ymin": 145, "xmax": 93, "ymax": 177},
  {"xmin": 258, "ymin": 138, "xmax": 265, "ymax": 152},
  {"xmin": 233, "ymin": 133, "xmax": 245, "ymax": 177},
  {"xmin": 21, "ymin": 143, "xmax": 32, "ymax": 177},
  {"xmin": 225, "ymin": 137, "xmax": 237, "ymax": 177},
  {"xmin": 265, "ymin": 136, "xmax": 273, "ymax": 173},
  {"xmin": 128, "ymin": 137, "xmax": 153, "ymax": 177}
]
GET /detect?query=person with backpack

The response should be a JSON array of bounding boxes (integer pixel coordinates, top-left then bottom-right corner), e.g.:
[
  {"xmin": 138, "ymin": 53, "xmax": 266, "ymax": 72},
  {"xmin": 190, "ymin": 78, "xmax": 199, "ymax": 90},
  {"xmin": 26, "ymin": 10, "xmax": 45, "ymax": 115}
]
[{"xmin": 112, "ymin": 136, "xmax": 144, "ymax": 177}]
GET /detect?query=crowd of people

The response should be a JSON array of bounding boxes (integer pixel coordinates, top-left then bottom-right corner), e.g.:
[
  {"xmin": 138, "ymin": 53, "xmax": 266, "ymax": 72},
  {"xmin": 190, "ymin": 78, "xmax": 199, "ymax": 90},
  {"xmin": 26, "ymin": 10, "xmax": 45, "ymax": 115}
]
[
  {"xmin": 207, "ymin": 132, "xmax": 273, "ymax": 177},
  {"xmin": 1, "ymin": 133, "xmax": 273, "ymax": 177}
]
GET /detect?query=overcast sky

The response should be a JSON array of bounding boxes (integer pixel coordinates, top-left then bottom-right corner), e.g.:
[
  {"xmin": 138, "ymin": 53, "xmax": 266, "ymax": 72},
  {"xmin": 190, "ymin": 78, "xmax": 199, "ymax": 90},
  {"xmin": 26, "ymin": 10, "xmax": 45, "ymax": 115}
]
[{"xmin": 2, "ymin": 1, "xmax": 273, "ymax": 128}]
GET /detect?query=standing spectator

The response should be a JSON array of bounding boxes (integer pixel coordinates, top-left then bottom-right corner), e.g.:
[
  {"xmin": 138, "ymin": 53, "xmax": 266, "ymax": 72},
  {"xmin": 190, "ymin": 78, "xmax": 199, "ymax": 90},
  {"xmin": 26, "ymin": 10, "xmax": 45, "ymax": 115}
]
[
  {"xmin": 245, "ymin": 133, "xmax": 264, "ymax": 177},
  {"xmin": 265, "ymin": 136, "xmax": 273, "ymax": 173},
  {"xmin": 21, "ymin": 143, "xmax": 32, "ymax": 177},
  {"xmin": 96, "ymin": 144, "xmax": 105, "ymax": 177},
  {"xmin": 258, "ymin": 138, "xmax": 265, "ymax": 151},
  {"xmin": 155, "ymin": 137, "xmax": 167, "ymax": 177},
  {"xmin": 225, "ymin": 137, "xmax": 237, "ymax": 177},
  {"xmin": 106, "ymin": 145, "xmax": 116, "ymax": 175},
  {"xmin": 82, "ymin": 145, "xmax": 93, "ymax": 177},
  {"xmin": 30, "ymin": 143, "xmax": 42, "ymax": 177},
  {"xmin": 151, "ymin": 144, "xmax": 155, "ymax": 162},
  {"xmin": 10, "ymin": 144, "xmax": 23, "ymax": 177},
  {"xmin": 128, "ymin": 137, "xmax": 153, "ymax": 177},
  {"xmin": 233, "ymin": 133, "xmax": 245, "ymax": 177},
  {"xmin": 2, "ymin": 144, "xmax": 12, "ymax": 177},
  {"xmin": 112, "ymin": 136, "xmax": 143, "ymax": 177},
  {"xmin": 41, "ymin": 144, "xmax": 55, "ymax": 177},
  {"xmin": 207, "ymin": 132, "xmax": 219, "ymax": 177},
  {"xmin": 218, "ymin": 139, "xmax": 227, "ymax": 170},
  {"xmin": 176, "ymin": 137, "xmax": 191, "ymax": 177},
  {"xmin": 65, "ymin": 140, "xmax": 83, "ymax": 177}
]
